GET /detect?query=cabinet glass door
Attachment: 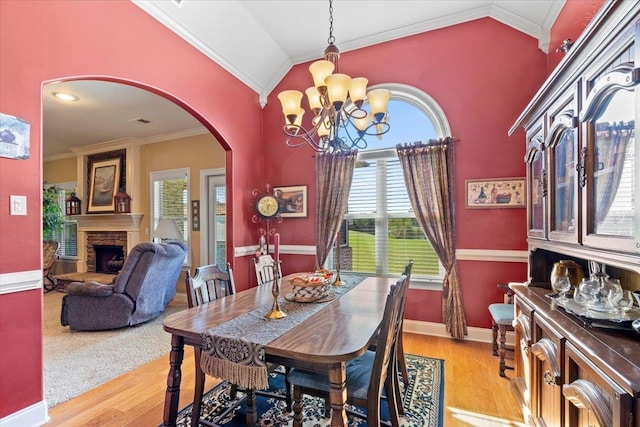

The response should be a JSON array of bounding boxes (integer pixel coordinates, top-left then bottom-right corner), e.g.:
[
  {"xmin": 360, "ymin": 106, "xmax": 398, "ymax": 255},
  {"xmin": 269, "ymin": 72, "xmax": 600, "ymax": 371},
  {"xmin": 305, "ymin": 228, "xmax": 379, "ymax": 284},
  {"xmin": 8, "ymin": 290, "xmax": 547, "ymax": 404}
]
[
  {"xmin": 547, "ymin": 102, "xmax": 579, "ymax": 244},
  {"xmin": 591, "ymin": 91, "xmax": 635, "ymax": 237},
  {"xmin": 580, "ymin": 62, "xmax": 638, "ymax": 252},
  {"xmin": 526, "ymin": 127, "xmax": 546, "ymax": 239},
  {"xmin": 553, "ymin": 128, "xmax": 577, "ymax": 235}
]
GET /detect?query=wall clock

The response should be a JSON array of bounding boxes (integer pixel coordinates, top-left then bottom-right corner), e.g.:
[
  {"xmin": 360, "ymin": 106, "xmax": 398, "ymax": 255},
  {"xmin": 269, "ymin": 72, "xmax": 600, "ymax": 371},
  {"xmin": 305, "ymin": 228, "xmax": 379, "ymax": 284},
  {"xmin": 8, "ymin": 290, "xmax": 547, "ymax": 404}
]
[
  {"xmin": 251, "ymin": 184, "xmax": 283, "ymax": 255},
  {"xmin": 256, "ymin": 194, "xmax": 280, "ymax": 219}
]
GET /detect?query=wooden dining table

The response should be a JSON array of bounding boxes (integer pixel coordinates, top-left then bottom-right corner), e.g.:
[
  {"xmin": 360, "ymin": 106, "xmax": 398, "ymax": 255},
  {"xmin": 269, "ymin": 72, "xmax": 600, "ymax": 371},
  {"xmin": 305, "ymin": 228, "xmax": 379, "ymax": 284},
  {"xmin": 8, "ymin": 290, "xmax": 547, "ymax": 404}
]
[{"xmin": 161, "ymin": 274, "xmax": 393, "ymax": 427}]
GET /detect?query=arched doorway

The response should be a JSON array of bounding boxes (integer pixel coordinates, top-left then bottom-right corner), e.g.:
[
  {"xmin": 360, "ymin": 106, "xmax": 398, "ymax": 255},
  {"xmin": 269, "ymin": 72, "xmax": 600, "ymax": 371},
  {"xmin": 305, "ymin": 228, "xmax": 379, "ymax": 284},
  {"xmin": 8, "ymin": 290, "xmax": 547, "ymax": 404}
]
[{"xmin": 41, "ymin": 77, "xmax": 229, "ymax": 406}]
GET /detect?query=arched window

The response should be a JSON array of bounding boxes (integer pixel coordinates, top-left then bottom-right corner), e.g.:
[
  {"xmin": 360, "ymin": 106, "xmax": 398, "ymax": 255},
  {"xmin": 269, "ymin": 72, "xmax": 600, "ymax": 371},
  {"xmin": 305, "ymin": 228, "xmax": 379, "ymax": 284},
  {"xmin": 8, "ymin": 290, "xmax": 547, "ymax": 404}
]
[{"xmin": 340, "ymin": 84, "xmax": 450, "ymax": 284}]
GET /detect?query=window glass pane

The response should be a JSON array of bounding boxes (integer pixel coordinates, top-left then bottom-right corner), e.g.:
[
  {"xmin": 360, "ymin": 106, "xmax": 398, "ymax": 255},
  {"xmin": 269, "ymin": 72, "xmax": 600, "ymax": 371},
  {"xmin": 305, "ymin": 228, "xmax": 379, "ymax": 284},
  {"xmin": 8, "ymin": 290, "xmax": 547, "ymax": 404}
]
[
  {"xmin": 387, "ymin": 218, "xmax": 439, "ymax": 276},
  {"xmin": 49, "ymin": 185, "xmax": 78, "ymax": 257},
  {"xmin": 342, "ymin": 99, "xmax": 437, "ymax": 150},
  {"xmin": 214, "ymin": 185, "xmax": 226, "ymax": 266},
  {"xmin": 348, "ymin": 161, "xmax": 377, "ymax": 215},
  {"xmin": 151, "ymin": 169, "xmax": 189, "ymax": 266},
  {"xmin": 344, "ymin": 218, "xmax": 376, "ymax": 272},
  {"xmin": 387, "ymin": 159, "xmax": 411, "ymax": 214}
]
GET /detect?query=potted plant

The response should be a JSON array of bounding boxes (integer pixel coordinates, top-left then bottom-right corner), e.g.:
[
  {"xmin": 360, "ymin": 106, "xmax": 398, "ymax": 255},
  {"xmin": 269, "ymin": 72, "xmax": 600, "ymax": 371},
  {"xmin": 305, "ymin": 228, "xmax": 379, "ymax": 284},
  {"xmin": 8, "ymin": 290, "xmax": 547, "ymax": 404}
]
[{"xmin": 43, "ymin": 184, "xmax": 64, "ymax": 241}]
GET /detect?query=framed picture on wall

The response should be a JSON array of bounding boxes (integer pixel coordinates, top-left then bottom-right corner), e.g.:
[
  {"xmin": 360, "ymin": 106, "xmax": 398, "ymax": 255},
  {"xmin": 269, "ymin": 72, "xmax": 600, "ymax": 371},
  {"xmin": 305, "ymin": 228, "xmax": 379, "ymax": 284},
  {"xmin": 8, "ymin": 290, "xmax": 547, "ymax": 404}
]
[
  {"xmin": 274, "ymin": 185, "xmax": 307, "ymax": 218},
  {"xmin": 87, "ymin": 158, "xmax": 121, "ymax": 213},
  {"xmin": 465, "ymin": 177, "xmax": 525, "ymax": 208}
]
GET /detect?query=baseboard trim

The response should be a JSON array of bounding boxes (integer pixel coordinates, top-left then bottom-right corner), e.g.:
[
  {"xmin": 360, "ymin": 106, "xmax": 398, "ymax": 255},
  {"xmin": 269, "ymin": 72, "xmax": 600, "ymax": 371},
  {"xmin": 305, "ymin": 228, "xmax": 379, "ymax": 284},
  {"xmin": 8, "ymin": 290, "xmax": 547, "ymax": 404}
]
[
  {"xmin": 404, "ymin": 319, "xmax": 514, "ymax": 346},
  {"xmin": 0, "ymin": 399, "xmax": 48, "ymax": 427}
]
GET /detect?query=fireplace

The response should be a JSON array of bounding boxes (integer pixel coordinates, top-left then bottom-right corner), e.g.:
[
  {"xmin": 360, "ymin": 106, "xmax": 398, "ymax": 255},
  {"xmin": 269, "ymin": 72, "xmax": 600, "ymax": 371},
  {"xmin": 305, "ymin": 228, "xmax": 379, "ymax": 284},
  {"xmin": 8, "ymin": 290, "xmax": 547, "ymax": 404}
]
[
  {"xmin": 74, "ymin": 213, "xmax": 143, "ymax": 274},
  {"xmin": 94, "ymin": 245, "xmax": 125, "ymax": 274},
  {"xmin": 85, "ymin": 230, "xmax": 128, "ymax": 273}
]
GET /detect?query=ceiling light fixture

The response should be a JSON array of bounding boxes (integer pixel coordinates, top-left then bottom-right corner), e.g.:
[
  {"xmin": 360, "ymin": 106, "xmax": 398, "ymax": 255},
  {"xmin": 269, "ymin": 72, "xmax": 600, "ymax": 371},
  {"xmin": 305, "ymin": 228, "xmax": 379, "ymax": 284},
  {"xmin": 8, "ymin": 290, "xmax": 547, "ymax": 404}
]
[
  {"xmin": 276, "ymin": 0, "xmax": 391, "ymax": 153},
  {"xmin": 52, "ymin": 92, "xmax": 79, "ymax": 102}
]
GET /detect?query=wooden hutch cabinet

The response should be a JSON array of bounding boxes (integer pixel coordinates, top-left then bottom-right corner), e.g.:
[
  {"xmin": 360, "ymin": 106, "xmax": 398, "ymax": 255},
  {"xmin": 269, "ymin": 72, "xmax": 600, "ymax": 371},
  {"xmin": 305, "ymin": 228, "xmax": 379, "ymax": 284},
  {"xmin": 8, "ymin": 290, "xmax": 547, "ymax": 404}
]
[{"xmin": 509, "ymin": 2, "xmax": 640, "ymax": 426}]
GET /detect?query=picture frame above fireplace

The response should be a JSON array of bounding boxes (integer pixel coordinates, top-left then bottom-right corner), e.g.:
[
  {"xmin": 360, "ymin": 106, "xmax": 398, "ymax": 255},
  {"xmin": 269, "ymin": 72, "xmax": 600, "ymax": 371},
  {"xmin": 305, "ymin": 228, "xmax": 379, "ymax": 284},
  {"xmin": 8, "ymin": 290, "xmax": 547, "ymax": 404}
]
[{"xmin": 87, "ymin": 158, "xmax": 121, "ymax": 213}]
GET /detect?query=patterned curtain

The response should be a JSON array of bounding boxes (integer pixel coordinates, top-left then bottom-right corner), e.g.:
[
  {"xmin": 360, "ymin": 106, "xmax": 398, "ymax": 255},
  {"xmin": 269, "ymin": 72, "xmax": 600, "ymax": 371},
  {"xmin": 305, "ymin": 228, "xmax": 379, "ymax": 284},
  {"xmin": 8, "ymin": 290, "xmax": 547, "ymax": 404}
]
[
  {"xmin": 315, "ymin": 150, "xmax": 357, "ymax": 269},
  {"xmin": 594, "ymin": 122, "xmax": 633, "ymax": 224},
  {"xmin": 396, "ymin": 138, "xmax": 467, "ymax": 339}
]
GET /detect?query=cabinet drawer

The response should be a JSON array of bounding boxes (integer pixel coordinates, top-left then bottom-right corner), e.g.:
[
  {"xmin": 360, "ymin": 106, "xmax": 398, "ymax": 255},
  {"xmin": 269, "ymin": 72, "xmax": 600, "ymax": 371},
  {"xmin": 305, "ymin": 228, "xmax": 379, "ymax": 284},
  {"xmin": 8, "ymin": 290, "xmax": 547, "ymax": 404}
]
[{"xmin": 564, "ymin": 342, "xmax": 632, "ymax": 427}]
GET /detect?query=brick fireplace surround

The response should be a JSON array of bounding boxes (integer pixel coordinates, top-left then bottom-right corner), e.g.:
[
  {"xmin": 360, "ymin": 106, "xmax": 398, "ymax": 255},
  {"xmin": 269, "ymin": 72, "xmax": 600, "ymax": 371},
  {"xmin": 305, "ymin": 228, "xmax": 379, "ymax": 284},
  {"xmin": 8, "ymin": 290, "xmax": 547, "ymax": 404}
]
[
  {"xmin": 74, "ymin": 213, "xmax": 143, "ymax": 273},
  {"xmin": 87, "ymin": 232, "xmax": 126, "ymax": 273}
]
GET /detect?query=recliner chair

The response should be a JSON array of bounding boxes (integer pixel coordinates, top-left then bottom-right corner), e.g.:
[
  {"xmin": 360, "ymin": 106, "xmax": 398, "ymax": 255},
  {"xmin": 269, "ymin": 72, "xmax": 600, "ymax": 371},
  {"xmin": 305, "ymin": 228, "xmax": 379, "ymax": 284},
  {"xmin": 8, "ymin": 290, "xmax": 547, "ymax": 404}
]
[{"xmin": 61, "ymin": 242, "xmax": 187, "ymax": 331}]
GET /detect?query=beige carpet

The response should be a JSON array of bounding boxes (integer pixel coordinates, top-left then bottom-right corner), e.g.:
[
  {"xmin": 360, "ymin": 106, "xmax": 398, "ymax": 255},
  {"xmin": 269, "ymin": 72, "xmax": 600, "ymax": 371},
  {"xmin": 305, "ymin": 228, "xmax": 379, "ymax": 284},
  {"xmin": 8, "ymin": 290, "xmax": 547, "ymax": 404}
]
[{"xmin": 43, "ymin": 291, "xmax": 184, "ymax": 407}]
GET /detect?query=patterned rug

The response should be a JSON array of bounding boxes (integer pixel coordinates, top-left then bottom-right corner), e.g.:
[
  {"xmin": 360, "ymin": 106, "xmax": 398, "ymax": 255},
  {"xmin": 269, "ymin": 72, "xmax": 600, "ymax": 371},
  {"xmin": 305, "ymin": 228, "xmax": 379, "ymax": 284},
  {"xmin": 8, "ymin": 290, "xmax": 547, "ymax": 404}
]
[{"xmin": 170, "ymin": 354, "xmax": 443, "ymax": 427}]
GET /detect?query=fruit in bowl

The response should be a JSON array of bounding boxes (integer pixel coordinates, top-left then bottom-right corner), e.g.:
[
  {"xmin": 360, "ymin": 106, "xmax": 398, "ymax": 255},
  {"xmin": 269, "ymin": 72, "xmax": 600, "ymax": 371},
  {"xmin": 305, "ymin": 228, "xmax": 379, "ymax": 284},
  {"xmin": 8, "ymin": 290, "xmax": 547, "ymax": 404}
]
[{"xmin": 315, "ymin": 268, "xmax": 334, "ymax": 279}]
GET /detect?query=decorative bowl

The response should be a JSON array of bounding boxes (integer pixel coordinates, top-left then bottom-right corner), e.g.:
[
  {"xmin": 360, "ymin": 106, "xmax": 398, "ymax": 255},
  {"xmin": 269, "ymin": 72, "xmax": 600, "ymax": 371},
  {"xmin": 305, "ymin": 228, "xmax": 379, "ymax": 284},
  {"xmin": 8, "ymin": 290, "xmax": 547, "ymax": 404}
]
[{"xmin": 285, "ymin": 272, "xmax": 333, "ymax": 302}]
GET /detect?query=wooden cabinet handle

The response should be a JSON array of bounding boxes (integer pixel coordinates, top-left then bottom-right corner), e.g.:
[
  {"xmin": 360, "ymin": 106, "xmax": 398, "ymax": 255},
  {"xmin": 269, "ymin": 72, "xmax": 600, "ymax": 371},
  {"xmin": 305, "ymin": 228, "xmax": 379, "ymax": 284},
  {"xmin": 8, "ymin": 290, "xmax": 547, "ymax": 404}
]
[
  {"xmin": 562, "ymin": 379, "xmax": 612, "ymax": 427},
  {"xmin": 531, "ymin": 338, "xmax": 560, "ymax": 385}
]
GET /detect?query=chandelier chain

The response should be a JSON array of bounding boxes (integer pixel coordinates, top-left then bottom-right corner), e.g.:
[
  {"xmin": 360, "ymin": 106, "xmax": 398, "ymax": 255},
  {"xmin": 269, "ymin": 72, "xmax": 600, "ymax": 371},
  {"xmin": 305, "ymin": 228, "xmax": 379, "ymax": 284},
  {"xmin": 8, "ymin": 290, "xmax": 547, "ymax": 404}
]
[{"xmin": 327, "ymin": 0, "xmax": 335, "ymax": 45}]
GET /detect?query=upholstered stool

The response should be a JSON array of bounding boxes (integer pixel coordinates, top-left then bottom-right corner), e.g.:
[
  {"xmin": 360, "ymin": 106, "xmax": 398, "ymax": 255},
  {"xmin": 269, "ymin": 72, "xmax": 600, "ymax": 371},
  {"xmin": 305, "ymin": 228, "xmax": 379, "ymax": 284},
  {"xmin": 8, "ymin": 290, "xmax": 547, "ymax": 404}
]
[{"xmin": 489, "ymin": 302, "xmax": 514, "ymax": 377}]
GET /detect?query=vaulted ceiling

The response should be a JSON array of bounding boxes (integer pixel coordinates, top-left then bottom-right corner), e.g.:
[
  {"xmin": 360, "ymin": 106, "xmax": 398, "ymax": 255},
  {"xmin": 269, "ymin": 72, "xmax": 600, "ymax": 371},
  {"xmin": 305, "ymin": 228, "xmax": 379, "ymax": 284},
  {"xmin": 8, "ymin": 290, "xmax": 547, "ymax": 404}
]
[
  {"xmin": 132, "ymin": 0, "xmax": 564, "ymax": 103},
  {"xmin": 43, "ymin": 0, "xmax": 564, "ymax": 157}
]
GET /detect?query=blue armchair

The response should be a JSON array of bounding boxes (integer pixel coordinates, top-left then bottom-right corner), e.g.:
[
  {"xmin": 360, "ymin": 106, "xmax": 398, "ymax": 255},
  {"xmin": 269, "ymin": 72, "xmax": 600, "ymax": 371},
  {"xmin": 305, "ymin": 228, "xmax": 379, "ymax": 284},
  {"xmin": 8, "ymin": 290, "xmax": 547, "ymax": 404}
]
[{"xmin": 61, "ymin": 242, "xmax": 187, "ymax": 331}]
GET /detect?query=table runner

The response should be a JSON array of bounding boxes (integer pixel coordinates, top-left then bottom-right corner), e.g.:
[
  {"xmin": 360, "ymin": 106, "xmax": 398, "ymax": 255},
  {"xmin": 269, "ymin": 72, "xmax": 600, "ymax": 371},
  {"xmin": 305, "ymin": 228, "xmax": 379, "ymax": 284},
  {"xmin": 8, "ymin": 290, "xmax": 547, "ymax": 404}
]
[{"xmin": 200, "ymin": 274, "xmax": 367, "ymax": 390}]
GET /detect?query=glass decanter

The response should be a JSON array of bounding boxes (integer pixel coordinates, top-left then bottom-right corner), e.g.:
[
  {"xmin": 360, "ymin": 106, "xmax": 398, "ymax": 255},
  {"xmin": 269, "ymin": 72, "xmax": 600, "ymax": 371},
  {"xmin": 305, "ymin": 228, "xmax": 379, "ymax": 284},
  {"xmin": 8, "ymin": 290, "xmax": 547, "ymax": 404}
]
[{"xmin": 579, "ymin": 261, "xmax": 622, "ymax": 312}]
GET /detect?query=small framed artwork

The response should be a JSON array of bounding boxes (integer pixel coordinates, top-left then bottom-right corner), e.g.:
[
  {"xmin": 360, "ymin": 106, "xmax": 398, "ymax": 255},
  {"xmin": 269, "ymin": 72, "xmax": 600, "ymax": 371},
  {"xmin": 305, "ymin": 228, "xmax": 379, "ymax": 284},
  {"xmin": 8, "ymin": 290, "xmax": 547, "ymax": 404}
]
[
  {"xmin": 274, "ymin": 185, "xmax": 308, "ymax": 218},
  {"xmin": 191, "ymin": 200, "xmax": 200, "ymax": 231},
  {"xmin": 0, "ymin": 113, "xmax": 30, "ymax": 160},
  {"xmin": 87, "ymin": 158, "xmax": 121, "ymax": 213},
  {"xmin": 465, "ymin": 177, "xmax": 525, "ymax": 209}
]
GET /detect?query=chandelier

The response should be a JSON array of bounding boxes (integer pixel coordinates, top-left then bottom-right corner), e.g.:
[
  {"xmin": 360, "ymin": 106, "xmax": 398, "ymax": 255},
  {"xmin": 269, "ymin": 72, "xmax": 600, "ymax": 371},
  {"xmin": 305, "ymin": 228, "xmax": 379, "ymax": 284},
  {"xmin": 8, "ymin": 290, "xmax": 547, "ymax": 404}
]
[{"xmin": 276, "ymin": 0, "xmax": 391, "ymax": 153}]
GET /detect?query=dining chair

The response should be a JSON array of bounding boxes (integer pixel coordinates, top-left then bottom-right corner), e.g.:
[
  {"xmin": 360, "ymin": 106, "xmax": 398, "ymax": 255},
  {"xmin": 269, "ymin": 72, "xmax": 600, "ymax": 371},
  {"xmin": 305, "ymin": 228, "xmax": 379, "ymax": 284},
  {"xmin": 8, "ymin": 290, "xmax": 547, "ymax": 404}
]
[
  {"xmin": 287, "ymin": 273, "xmax": 409, "ymax": 427},
  {"xmin": 368, "ymin": 260, "xmax": 413, "ymax": 414},
  {"xmin": 253, "ymin": 254, "xmax": 281, "ymax": 286},
  {"xmin": 185, "ymin": 263, "xmax": 240, "ymax": 427}
]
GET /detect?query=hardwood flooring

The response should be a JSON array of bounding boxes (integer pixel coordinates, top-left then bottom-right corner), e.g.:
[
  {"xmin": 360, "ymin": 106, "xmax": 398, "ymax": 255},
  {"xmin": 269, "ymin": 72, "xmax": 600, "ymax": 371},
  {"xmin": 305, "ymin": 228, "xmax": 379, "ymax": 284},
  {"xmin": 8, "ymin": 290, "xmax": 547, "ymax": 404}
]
[{"xmin": 46, "ymin": 333, "xmax": 524, "ymax": 426}]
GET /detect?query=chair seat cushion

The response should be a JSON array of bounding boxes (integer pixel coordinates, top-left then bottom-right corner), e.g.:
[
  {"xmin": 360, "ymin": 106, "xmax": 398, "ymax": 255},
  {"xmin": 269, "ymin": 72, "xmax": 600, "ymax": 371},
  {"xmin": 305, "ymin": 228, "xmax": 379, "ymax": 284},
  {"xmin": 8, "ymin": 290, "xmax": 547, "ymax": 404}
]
[
  {"xmin": 66, "ymin": 281, "xmax": 115, "ymax": 297},
  {"xmin": 489, "ymin": 303, "xmax": 514, "ymax": 325},
  {"xmin": 288, "ymin": 350, "xmax": 375, "ymax": 401}
]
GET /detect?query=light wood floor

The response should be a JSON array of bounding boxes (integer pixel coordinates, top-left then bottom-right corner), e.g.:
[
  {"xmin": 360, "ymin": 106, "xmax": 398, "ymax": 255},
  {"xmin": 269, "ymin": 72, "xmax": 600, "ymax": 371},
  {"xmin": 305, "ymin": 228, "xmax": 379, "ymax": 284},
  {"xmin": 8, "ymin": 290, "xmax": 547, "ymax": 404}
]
[{"xmin": 46, "ymin": 333, "xmax": 525, "ymax": 426}]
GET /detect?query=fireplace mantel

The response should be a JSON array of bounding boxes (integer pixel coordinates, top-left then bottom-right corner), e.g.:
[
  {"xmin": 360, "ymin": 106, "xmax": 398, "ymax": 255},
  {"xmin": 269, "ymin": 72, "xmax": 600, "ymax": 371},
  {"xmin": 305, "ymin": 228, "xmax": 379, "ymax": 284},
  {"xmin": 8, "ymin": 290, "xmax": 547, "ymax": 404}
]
[{"xmin": 75, "ymin": 213, "xmax": 143, "ymax": 231}]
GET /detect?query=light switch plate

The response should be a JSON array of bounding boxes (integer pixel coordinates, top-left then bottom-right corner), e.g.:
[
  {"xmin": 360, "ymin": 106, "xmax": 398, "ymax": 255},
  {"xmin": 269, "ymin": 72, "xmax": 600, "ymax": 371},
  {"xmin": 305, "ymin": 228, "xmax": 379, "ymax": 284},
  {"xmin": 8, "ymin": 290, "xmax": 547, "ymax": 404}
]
[{"xmin": 10, "ymin": 195, "xmax": 27, "ymax": 215}]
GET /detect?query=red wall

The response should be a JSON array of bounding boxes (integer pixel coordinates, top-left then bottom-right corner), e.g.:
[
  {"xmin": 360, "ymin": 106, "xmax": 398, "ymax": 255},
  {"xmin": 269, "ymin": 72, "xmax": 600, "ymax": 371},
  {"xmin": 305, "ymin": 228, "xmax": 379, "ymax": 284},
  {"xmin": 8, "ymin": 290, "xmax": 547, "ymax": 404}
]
[
  {"xmin": 0, "ymin": 0, "xmax": 263, "ymax": 418},
  {"xmin": 0, "ymin": 0, "xmax": 605, "ymax": 420},
  {"xmin": 263, "ymin": 17, "xmax": 544, "ymax": 328},
  {"xmin": 547, "ymin": 0, "xmax": 606, "ymax": 72}
]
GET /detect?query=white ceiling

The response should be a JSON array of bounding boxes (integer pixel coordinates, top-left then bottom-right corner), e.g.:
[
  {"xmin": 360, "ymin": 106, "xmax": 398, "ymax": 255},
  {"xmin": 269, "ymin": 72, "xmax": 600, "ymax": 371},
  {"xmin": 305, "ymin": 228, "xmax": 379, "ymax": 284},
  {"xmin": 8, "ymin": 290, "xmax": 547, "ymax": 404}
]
[{"xmin": 44, "ymin": 0, "xmax": 564, "ymax": 158}]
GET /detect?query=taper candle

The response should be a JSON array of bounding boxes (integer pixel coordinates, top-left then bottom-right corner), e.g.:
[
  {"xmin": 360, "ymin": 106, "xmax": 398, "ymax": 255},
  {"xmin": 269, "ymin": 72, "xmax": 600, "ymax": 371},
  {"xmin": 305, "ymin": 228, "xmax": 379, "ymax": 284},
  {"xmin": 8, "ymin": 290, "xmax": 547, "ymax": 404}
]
[{"xmin": 274, "ymin": 233, "xmax": 280, "ymax": 262}]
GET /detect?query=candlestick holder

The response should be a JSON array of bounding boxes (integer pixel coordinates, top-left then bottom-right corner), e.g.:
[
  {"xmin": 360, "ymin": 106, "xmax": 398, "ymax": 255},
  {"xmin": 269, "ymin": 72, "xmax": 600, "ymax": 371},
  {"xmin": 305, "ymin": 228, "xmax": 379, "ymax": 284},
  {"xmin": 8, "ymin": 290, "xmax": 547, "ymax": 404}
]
[{"xmin": 265, "ymin": 261, "xmax": 287, "ymax": 319}]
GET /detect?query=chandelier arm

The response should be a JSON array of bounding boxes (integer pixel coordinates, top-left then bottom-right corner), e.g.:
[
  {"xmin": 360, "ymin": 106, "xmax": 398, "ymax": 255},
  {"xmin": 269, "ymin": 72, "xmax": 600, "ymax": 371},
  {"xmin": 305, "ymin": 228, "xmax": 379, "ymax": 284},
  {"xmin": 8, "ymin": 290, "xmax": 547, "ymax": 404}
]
[
  {"xmin": 339, "ymin": 124, "xmax": 369, "ymax": 150},
  {"xmin": 283, "ymin": 124, "xmax": 327, "ymax": 152}
]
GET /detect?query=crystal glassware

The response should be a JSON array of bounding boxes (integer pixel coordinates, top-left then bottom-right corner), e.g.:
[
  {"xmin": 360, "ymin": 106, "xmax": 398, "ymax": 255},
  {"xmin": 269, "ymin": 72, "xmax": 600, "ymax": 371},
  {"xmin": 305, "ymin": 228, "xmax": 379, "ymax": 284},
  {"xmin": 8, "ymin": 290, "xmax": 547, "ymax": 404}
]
[
  {"xmin": 552, "ymin": 274, "xmax": 571, "ymax": 303},
  {"xmin": 609, "ymin": 289, "xmax": 634, "ymax": 319}
]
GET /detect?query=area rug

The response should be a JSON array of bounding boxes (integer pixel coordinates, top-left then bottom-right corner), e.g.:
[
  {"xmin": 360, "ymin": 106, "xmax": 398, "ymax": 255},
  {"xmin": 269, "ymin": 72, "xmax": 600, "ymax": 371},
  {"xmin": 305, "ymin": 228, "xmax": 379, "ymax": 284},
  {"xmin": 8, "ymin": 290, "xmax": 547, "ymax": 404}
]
[
  {"xmin": 43, "ymin": 290, "xmax": 183, "ymax": 407},
  {"xmin": 170, "ymin": 354, "xmax": 443, "ymax": 427}
]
